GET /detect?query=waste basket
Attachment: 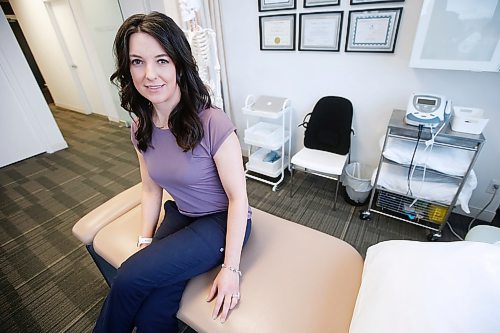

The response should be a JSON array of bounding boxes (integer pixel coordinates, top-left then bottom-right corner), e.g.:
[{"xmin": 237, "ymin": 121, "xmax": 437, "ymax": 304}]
[{"xmin": 342, "ymin": 162, "xmax": 373, "ymax": 205}]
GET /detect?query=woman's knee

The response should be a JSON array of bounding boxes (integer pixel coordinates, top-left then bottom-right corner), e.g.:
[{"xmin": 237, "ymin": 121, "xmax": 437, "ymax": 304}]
[
  {"xmin": 111, "ymin": 252, "xmax": 150, "ymax": 292},
  {"xmin": 112, "ymin": 264, "xmax": 141, "ymax": 294}
]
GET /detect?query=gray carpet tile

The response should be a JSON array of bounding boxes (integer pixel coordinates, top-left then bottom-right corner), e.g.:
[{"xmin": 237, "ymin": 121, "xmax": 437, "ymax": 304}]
[
  {"xmin": 1, "ymin": 107, "xmax": 139, "ymax": 333},
  {"xmin": 341, "ymin": 205, "xmax": 460, "ymax": 257}
]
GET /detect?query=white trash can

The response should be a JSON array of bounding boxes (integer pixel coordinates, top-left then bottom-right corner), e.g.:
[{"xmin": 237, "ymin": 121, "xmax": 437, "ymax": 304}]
[{"xmin": 342, "ymin": 162, "xmax": 373, "ymax": 204}]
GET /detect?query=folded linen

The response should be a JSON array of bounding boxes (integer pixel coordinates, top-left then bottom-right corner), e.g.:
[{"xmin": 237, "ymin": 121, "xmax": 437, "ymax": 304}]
[
  {"xmin": 371, "ymin": 163, "xmax": 477, "ymax": 213},
  {"xmin": 381, "ymin": 136, "xmax": 474, "ymax": 177}
]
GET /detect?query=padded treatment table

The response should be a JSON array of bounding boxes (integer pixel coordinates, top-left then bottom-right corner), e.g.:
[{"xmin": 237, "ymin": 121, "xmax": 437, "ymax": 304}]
[{"xmin": 73, "ymin": 183, "xmax": 364, "ymax": 333}]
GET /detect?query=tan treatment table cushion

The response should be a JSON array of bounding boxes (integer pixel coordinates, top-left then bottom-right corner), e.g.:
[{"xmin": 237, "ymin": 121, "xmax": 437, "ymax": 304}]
[{"xmin": 73, "ymin": 184, "xmax": 364, "ymax": 333}]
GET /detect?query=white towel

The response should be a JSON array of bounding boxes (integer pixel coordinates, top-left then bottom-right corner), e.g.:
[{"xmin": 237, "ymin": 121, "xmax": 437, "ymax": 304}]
[{"xmin": 371, "ymin": 163, "xmax": 477, "ymax": 213}]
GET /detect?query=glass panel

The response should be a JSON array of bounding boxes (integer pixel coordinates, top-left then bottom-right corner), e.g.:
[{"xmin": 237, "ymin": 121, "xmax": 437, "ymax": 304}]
[
  {"xmin": 421, "ymin": 0, "xmax": 500, "ymax": 62},
  {"xmin": 76, "ymin": 0, "xmax": 129, "ymax": 122}
]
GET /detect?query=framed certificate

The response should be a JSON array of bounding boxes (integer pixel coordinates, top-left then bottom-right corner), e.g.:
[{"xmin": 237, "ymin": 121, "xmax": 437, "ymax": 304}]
[
  {"xmin": 351, "ymin": 0, "xmax": 404, "ymax": 4},
  {"xmin": 259, "ymin": 0, "xmax": 296, "ymax": 12},
  {"xmin": 345, "ymin": 7, "xmax": 403, "ymax": 53},
  {"xmin": 304, "ymin": 0, "xmax": 340, "ymax": 8},
  {"xmin": 259, "ymin": 14, "xmax": 296, "ymax": 50},
  {"xmin": 299, "ymin": 11, "xmax": 343, "ymax": 51}
]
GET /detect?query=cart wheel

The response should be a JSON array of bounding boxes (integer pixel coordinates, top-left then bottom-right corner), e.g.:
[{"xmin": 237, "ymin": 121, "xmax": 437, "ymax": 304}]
[
  {"xmin": 360, "ymin": 211, "xmax": 371, "ymax": 220},
  {"xmin": 427, "ymin": 232, "xmax": 442, "ymax": 242}
]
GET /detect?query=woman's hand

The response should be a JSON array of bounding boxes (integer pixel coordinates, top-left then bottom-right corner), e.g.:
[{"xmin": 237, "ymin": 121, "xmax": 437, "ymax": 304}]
[{"xmin": 206, "ymin": 267, "xmax": 240, "ymax": 323}]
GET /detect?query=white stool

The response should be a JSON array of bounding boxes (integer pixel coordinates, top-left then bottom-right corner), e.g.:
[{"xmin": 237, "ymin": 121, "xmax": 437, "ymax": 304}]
[{"xmin": 465, "ymin": 225, "xmax": 500, "ymax": 244}]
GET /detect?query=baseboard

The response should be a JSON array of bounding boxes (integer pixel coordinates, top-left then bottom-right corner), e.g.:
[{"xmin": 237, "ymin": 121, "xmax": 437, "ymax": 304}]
[
  {"xmin": 45, "ymin": 140, "xmax": 68, "ymax": 154},
  {"xmin": 54, "ymin": 103, "xmax": 89, "ymax": 115},
  {"xmin": 107, "ymin": 115, "xmax": 120, "ymax": 123}
]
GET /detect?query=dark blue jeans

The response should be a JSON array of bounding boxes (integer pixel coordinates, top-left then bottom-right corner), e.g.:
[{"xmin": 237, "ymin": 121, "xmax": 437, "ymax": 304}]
[{"xmin": 93, "ymin": 201, "xmax": 252, "ymax": 333}]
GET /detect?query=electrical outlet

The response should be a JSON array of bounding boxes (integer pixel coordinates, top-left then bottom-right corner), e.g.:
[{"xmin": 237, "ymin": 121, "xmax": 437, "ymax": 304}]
[{"xmin": 486, "ymin": 179, "xmax": 500, "ymax": 194}]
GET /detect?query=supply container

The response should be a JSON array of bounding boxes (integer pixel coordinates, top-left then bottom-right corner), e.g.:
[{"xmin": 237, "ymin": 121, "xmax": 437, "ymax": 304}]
[
  {"xmin": 451, "ymin": 106, "xmax": 489, "ymax": 135},
  {"xmin": 244, "ymin": 122, "xmax": 289, "ymax": 149},
  {"xmin": 342, "ymin": 162, "xmax": 374, "ymax": 205},
  {"xmin": 246, "ymin": 148, "xmax": 284, "ymax": 178}
]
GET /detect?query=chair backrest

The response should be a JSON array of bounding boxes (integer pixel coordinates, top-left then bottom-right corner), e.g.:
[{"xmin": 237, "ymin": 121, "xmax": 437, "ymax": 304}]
[{"xmin": 303, "ymin": 96, "xmax": 353, "ymax": 155}]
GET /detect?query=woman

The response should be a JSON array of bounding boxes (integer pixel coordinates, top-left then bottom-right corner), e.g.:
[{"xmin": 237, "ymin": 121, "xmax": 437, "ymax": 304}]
[{"xmin": 94, "ymin": 12, "xmax": 251, "ymax": 333}]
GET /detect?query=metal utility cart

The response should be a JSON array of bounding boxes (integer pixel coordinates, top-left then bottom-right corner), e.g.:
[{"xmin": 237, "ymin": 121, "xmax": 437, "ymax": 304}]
[
  {"xmin": 360, "ymin": 109, "xmax": 485, "ymax": 241},
  {"xmin": 243, "ymin": 95, "xmax": 292, "ymax": 191}
]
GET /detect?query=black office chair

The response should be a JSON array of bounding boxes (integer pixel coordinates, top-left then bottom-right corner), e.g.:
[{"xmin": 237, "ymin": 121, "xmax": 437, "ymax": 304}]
[{"xmin": 290, "ymin": 96, "xmax": 353, "ymax": 210}]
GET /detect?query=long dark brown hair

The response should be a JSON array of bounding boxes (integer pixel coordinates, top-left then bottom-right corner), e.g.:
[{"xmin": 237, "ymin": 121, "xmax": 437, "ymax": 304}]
[{"xmin": 111, "ymin": 12, "xmax": 211, "ymax": 152}]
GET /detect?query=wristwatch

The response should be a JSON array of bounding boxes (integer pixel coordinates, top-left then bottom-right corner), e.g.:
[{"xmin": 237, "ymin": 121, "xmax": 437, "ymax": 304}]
[{"xmin": 137, "ymin": 236, "xmax": 153, "ymax": 247}]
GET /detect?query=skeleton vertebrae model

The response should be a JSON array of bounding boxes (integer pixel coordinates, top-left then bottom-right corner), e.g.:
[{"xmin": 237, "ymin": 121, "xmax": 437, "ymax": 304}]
[{"xmin": 179, "ymin": 0, "xmax": 223, "ymax": 108}]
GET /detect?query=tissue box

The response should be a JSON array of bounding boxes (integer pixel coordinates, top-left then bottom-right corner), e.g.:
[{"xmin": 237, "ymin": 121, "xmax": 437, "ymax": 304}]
[{"xmin": 451, "ymin": 106, "xmax": 489, "ymax": 135}]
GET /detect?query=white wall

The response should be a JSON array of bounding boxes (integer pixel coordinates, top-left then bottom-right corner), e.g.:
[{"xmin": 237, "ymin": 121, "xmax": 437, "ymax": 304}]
[
  {"xmin": 118, "ymin": 0, "xmax": 181, "ymax": 23},
  {"xmin": 0, "ymin": 7, "xmax": 67, "ymax": 164},
  {"xmin": 10, "ymin": 0, "xmax": 84, "ymax": 112},
  {"xmin": 219, "ymin": 0, "xmax": 500, "ymax": 220}
]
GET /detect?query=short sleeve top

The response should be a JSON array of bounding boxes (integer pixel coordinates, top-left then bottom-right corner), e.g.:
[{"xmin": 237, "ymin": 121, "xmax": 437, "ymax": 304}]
[{"xmin": 131, "ymin": 107, "xmax": 237, "ymax": 217}]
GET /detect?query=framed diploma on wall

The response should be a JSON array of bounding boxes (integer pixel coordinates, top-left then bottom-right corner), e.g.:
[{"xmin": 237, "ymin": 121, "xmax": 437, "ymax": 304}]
[
  {"xmin": 304, "ymin": 0, "xmax": 340, "ymax": 8},
  {"xmin": 350, "ymin": 0, "xmax": 404, "ymax": 5},
  {"xmin": 299, "ymin": 11, "xmax": 343, "ymax": 51},
  {"xmin": 259, "ymin": 14, "xmax": 296, "ymax": 50},
  {"xmin": 345, "ymin": 7, "xmax": 403, "ymax": 53},
  {"xmin": 259, "ymin": 0, "xmax": 296, "ymax": 12}
]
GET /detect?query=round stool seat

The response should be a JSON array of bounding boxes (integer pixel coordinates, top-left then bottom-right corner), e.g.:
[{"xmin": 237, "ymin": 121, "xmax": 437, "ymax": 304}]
[{"xmin": 465, "ymin": 225, "xmax": 500, "ymax": 244}]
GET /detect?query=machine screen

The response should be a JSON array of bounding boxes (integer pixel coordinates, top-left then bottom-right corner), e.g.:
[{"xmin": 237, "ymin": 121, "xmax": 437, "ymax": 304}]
[{"xmin": 417, "ymin": 98, "xmax": 436, "ymax": 106}]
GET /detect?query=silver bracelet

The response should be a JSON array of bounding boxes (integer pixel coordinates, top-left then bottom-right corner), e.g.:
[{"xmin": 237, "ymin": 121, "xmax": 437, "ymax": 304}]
[{"xmin": 221, "ymin": 264, "xmax": 242, "ymax": 276}]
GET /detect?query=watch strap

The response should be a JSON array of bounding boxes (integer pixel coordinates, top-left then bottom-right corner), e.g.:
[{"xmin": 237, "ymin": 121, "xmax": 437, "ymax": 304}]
[{"xmin": 137, "ymin": 236, "xmax": 153, "ymax": 247}]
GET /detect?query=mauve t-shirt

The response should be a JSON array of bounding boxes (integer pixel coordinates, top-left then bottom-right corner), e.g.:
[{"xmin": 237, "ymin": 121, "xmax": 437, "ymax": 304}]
[{"xmin": 131, "ymin": 107, "xmax": 240, "ymax": 217}]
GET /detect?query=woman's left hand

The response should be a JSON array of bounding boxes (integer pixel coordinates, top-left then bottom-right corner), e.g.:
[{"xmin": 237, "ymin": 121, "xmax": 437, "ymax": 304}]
[{"xmin": 206, "ymin": 267, "xmax": 240, "ymax": 323}]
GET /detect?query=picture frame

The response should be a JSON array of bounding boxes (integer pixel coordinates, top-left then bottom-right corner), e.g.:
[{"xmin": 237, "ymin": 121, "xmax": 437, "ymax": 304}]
[
  {"xmin": 299, "ymin": 11, "xmax": 343, "ymax": 51},
  {"xmin": 409, "ymin": 0, "xmax": 500, "ymax": 72},
  {"xmin": 350, "ymin": 0, "xmax": 404, "ymax": 4},
  {"xmin": 345, "ymin": 7, "xmax": 403, "ymax": 53},
  {"xmin": 304, "ymin": 0, "xmax": 340, "ymax": 8},
  {"xmin": 259, "ymin": 14, "xmax": 296, "ymax": 51},
  {"xmin": 259, "ymin": 0, "xmax": 296, "ymax": 12}
]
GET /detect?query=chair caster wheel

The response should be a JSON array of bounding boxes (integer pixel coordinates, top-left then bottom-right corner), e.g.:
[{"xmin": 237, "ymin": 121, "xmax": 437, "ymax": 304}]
[
  {"xmin": 360, "ymin": 211, "xmax": 371, "ymax": 220},
  {"xmin": 427, "ymin": 232, "xmax": 442, "ymax": 242}
]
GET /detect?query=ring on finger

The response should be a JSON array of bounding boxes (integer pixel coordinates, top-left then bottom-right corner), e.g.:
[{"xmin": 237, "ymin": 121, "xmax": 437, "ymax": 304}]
[{"xmin": 231, "ymin": 292, "xmax": 240, "ymax": 300}]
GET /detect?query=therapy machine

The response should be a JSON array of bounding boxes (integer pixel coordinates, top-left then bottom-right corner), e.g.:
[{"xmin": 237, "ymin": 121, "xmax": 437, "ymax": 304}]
[{"xmin": 405, "ymin": 93, "xmax": 451, "ymax": 128}]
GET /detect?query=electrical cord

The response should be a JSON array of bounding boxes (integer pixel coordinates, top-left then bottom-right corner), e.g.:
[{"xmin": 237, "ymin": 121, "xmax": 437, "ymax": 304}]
[
  {"xmin": 408, "ymin": 142, "xmax": 433, "ymax": 209},
  {"xmin": 408, "ymin": 119, "xmax": 448, "ymax": 208},
  {"xmin": 446, "ymin": 185, "xmax": 499, "ymax": 241},
  {"xmin": 446, "ymin": 221, "xmax": 464, "ymax": 241},
  {"xmin": 425, "ymin": 119, "xmax": 447, "ymax": 147},
  {"xmin": 407, "ymin": 125, "xmax": 423, "ymax": 196},
  {"xmin": 408, "ymin": 121, "xmax": 445, "ymax": 208},
  {"xmin": 468, "ymin": 185, "xmax": 499, "ymax": 232}
]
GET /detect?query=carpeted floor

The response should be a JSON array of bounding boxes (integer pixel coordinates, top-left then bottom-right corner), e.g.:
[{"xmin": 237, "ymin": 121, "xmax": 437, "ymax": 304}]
[{"xmin": 1, "ymin": 106, "xmax": 491, "ymax": 332}]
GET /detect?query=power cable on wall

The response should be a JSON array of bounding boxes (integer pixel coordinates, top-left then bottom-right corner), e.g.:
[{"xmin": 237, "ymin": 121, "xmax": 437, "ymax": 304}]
[{"xmin": 446, "ymin": 185, "xmax": 499, "ymax": 241}]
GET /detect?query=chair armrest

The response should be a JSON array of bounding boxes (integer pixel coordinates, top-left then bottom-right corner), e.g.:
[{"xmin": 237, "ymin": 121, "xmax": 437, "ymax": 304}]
[{"xmin": 72, "ymin": 183, "xmax": 142, "ymax": 245}]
